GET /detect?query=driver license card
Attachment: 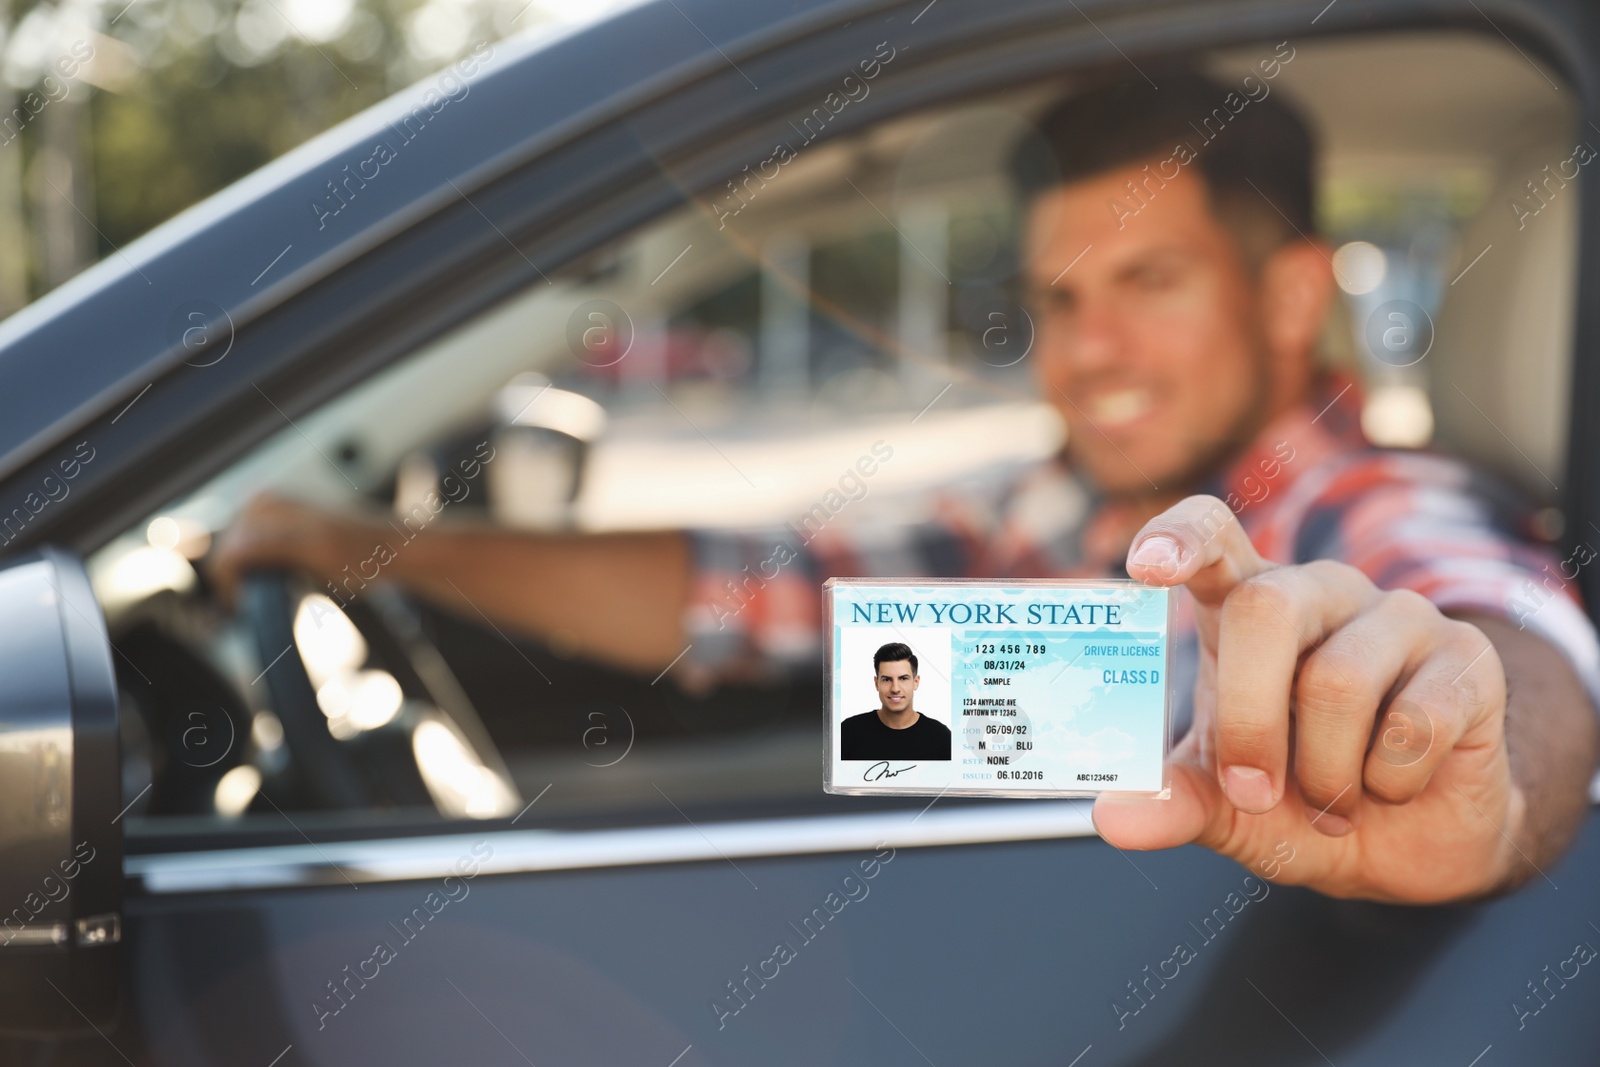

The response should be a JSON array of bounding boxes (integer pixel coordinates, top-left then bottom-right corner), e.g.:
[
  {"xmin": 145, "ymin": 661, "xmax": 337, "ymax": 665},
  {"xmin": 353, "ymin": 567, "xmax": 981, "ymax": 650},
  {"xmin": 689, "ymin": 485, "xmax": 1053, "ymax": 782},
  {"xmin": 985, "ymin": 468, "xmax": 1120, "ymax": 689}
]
[{"xmin": 823, "ymin": 578, "xmax": 1173, "ymax": 798}]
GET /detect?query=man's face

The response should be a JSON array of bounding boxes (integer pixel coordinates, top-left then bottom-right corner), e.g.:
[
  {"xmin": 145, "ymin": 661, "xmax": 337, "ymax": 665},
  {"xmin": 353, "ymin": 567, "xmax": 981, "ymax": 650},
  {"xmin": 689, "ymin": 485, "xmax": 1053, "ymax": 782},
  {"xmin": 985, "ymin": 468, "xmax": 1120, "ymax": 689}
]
[
  {"xmin": 1023, "ymin": 161, "xmax": 1276, "ymax": 498},
  {"xmin": 874, "ymin": 660, "xmax": 919, "ymax": 714}
]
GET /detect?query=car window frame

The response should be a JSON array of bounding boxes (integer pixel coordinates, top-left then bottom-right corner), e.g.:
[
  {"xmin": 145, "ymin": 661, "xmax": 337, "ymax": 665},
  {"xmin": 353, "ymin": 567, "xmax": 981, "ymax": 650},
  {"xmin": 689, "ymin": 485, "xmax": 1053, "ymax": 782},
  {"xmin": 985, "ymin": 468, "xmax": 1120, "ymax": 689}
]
[{"xmin": 5, "ymin": 0, "xmax": 1589, "ymax": 565}]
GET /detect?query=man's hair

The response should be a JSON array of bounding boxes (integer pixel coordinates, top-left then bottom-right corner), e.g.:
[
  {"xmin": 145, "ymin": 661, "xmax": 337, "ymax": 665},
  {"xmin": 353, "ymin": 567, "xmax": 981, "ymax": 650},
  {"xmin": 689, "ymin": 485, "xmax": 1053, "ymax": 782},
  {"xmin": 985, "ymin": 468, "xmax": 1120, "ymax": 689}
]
[
  {"xmin": 1009, "ymin": 68, "xmax": 1317, "ymax": 267},
  {"xmin": 873, "ymin": 642, "xmax": 918, "ymax": 675}
]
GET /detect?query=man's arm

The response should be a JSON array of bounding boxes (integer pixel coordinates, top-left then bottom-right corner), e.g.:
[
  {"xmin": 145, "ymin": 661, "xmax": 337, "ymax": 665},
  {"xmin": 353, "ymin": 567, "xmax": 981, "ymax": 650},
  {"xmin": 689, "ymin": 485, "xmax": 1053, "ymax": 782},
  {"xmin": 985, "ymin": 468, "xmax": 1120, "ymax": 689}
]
[
  {"xmin": 1459, "ymin": 611, "xmax": 1600, "ymax": 891},
  {"xmin": 209, "ymin": 493, "xmax": 692, "ymax": 673}
]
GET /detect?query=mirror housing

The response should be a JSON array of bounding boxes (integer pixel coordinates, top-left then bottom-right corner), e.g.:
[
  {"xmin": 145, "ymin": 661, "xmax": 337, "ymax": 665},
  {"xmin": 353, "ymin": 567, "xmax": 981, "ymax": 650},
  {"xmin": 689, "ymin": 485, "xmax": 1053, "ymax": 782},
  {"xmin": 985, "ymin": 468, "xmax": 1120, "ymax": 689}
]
[{"xmin": 0, "ymin": 548, "xmax": 122, "ymax": 1034}]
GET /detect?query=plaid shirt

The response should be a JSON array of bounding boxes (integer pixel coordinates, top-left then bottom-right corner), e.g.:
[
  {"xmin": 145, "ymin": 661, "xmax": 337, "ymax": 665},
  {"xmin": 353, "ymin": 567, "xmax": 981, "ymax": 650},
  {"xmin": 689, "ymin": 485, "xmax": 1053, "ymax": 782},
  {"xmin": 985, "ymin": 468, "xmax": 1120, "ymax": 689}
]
[{"xmin": 684, "ymin": 376, "xmax": 1600, "ymax": 732}]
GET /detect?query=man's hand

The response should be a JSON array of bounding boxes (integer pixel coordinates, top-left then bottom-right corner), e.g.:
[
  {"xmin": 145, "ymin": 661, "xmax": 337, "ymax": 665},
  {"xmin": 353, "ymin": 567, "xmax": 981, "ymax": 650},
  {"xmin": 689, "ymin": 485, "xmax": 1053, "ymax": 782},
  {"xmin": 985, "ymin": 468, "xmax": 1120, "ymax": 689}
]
[
  {"xmin": 209, "ymin": 492, "xmax": 376, "ymax": 608},
  {"xmin": 1094, "ymin": 494, "xmax": 1597, "ymax": 903}
]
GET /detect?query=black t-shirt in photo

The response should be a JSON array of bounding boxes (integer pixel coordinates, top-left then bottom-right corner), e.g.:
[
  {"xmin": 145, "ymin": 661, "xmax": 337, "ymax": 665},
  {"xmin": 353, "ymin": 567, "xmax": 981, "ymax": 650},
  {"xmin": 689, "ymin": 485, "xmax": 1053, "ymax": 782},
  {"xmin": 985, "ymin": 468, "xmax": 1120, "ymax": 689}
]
[{"xmin": 840, "ymin": 711, "xmax": 952, "ymax": 761}]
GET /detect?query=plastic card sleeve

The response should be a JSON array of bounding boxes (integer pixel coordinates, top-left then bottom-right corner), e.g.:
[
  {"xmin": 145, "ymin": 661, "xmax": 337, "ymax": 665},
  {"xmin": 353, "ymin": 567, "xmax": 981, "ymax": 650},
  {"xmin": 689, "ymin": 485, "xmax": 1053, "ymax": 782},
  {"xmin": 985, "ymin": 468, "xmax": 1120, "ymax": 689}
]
[{"xmin": 823, "ymin": 577, "xmax": 1173, "ymax": 799}]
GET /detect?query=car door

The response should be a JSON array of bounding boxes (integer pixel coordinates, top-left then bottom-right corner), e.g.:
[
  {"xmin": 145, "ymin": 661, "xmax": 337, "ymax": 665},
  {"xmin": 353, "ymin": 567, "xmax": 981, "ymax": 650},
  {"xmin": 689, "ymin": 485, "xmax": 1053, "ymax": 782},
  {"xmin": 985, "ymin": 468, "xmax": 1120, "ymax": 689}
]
[{"xmin": 1, "ymin": 2, "xmax": 1599, "ymax": 1065}]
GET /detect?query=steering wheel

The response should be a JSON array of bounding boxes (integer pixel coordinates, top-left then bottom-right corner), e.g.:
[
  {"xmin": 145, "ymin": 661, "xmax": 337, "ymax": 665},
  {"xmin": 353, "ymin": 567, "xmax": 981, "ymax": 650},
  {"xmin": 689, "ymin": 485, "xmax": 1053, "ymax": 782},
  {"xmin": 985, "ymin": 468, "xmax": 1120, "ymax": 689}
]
[
  {"xmin": 238, "ymin": 570, "xmax": 373, "ymax": 808},
  {"xmin": 237, "ymin": 569, "xmax": 521, "ymax": 815}
]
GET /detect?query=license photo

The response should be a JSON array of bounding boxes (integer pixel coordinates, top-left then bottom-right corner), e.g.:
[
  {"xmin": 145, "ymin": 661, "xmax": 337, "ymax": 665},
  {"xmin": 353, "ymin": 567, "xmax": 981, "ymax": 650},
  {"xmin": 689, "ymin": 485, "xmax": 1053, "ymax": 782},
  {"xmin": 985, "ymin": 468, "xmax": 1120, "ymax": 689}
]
[{"xmin": 824, "ymin": 578, "xmax": 1172, "ymax": 798}]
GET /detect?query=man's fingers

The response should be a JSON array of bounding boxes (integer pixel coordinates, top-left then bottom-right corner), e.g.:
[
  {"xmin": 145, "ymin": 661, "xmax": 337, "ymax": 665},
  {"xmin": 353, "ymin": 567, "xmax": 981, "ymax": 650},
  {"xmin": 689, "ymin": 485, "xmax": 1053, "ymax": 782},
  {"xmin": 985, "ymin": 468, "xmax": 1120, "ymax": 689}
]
[
  {"xmin": 208, "ymin": 515, "xmax": 259, "ymax": 609},
  {"xmin": 207, "ymin": 492, "xmax": 342, "ymax": 609},
  {"xmin": 1127, "ymin": 499, "xmax": 1389, "ymax": 818},
  {"xmin": 1093, "ymin": 762, "xmax": 1225, "ymax": 852},
  {"xmin": 1214, "ymin": 560, "xmax": 1380, "ymax": 814},
  {"xmin": 1292, "ymin": 589, "xmax": 1434, "ymax": 831},
  {"xmin": 1095, "ymin": 765, "xmax": 1349, "ymax": 904},
  {"xmin": 209, "ymin": 512, "xmax": 291, "ymax": 609},
  {"xmin": 1362, "ymin": 621, "xmax": 1505, "ymax": 804},
  {"xmin": 1125, "ymin": 495, "xmax": 1270, "ymax": 608}
]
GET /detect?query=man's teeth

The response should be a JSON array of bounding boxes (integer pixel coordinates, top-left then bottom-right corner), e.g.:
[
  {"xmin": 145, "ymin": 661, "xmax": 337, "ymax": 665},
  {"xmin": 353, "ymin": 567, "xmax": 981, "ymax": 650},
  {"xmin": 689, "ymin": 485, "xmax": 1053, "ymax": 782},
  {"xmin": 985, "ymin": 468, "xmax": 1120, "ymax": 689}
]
[{"xmin": 1088, "ymin": 389, "xmax": 1152, "ymax": 426}]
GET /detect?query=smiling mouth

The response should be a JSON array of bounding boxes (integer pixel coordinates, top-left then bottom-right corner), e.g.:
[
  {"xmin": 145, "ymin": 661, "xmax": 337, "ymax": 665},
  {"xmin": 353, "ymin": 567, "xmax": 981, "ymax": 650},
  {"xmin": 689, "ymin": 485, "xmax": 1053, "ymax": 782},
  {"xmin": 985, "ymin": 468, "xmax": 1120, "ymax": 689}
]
[{"xmin": 1084, "ymin": 388, "xmax": 1154, "ymax": 428}]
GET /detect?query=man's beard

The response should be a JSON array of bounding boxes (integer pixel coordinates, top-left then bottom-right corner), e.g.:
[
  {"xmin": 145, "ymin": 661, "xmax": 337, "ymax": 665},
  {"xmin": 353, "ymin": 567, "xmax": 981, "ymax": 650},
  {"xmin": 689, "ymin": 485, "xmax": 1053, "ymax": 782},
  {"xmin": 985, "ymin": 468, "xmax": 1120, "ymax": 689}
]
[{"xmin": 1073, "ymin": 358, "xmax": 1277, "ymax": 505}]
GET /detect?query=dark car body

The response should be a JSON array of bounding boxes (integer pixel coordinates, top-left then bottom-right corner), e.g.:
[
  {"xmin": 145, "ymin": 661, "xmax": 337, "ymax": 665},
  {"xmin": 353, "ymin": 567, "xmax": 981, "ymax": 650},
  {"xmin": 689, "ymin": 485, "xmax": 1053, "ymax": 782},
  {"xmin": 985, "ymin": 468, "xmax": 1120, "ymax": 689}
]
[{"xmin": 2, "ymin": 0, "xmax": 1599, "ymax": 1063}]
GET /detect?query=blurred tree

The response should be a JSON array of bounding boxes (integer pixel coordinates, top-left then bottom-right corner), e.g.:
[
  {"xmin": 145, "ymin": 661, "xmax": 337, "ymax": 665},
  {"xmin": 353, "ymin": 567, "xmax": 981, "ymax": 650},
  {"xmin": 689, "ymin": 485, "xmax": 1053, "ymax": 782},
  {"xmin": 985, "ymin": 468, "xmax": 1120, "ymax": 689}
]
[
  {"xmin": 0, "ymin": 0, "xmax": 618, "ymax": 314},
  {"xmin": 0, "ymin": 83, "xmax": 27, "ymax": 311}
]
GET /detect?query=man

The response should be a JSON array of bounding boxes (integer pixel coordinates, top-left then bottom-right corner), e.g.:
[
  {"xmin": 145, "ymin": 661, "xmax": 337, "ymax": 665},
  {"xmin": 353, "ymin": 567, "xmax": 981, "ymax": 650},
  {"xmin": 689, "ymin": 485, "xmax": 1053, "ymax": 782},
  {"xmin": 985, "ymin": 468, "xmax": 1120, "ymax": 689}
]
[
  {"xmin": 840, "ymin": 643, "xmax": 951, "ymax": 761},
  {"xmin": 212, "ymin": 71, "xmax": 1600, "ymax": 904}
]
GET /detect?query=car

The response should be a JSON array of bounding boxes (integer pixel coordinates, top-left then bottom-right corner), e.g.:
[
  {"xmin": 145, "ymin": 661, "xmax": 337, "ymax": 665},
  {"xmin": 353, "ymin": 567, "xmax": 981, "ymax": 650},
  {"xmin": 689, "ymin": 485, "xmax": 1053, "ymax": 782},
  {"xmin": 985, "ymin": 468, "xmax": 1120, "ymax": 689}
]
[{"xmin": 1, "ymin": 0, "xmax": 1598, "ymax": 1063}]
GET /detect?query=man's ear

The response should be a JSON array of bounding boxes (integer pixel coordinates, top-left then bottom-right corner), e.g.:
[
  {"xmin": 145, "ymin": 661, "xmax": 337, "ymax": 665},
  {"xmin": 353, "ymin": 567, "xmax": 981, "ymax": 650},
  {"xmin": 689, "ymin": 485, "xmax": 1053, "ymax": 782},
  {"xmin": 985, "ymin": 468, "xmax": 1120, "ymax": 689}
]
[{"xmin": 1257, "ymin": 239, "xmax": 1334, "ymax": 384}]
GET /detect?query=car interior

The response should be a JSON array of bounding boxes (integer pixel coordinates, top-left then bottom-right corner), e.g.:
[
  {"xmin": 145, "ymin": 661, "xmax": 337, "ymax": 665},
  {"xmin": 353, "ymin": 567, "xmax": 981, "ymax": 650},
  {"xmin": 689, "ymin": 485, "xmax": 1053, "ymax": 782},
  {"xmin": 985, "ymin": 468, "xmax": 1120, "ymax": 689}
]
[{"xmin": 88, "ymin": 28, "xmax": 1582, "ymax": 846}]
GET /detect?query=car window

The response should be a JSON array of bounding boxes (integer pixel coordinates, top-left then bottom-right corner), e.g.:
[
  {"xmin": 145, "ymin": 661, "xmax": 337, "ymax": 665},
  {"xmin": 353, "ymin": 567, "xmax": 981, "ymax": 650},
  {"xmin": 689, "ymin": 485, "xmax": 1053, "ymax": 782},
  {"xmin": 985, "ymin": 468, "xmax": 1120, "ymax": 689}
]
[{"xmin": 92, "ymin": 29, "xmax": 1580, "ymax": 836}]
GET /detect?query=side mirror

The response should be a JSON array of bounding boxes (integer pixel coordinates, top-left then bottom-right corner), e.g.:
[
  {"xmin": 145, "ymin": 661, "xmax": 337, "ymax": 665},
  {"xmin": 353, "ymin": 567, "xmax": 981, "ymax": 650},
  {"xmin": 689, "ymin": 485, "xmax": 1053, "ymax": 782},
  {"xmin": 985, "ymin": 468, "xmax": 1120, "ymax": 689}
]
[{"xmin": 0, "ymin": 548, "xmax": 122, "ymax": 1034}]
